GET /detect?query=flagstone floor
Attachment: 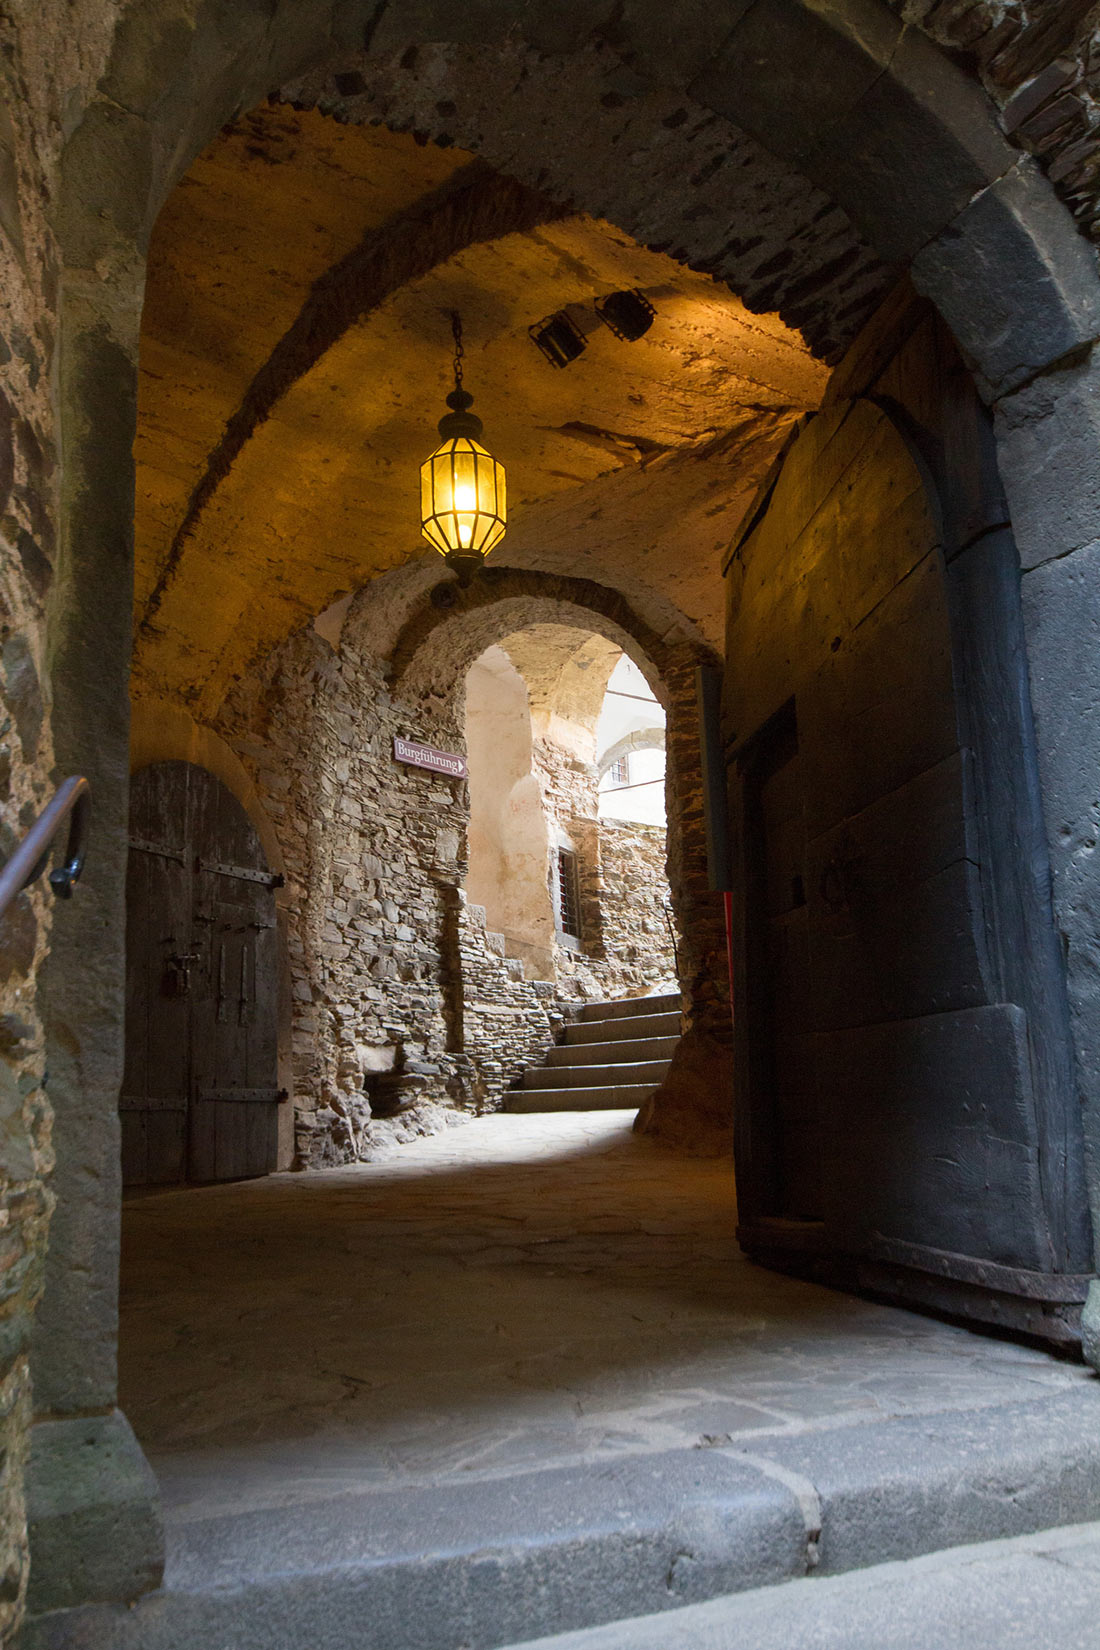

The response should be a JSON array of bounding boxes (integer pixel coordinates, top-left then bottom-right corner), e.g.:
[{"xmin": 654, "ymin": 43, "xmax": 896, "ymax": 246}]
[{"xmin": 118, "ymin": 1111, "xmax": 1092, "ymax": 1528}]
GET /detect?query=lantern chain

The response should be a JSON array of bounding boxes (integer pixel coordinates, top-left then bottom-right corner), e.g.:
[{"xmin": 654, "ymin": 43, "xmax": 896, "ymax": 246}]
[{"xmin": 451, "ymin": 310, "xmax": 464, "ymax": 391}]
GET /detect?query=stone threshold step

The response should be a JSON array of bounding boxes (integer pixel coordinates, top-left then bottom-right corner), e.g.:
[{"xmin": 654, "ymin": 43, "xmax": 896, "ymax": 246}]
[
  {"xmin": 546, "ymin": 1035, "xmax": 680, "ymax": 1066},
  {"xmin": 523, "ymin": 1059, "xmax": 671, "ymax": 1089},
  {"xmin": 565, "ymin": 1011, "xmax": 681, "ymax": 1045},
  {"xmin": 505, "ymin": 1085, "xmax": 657, "ymax": 1111},
  {"xmin": 20, "ymin": 1391, "xmax": 1100, "ymax": 1650},
  {"xmin": 498, "ymin": 1521, "xmax": 1100, "ymax": 1650}
]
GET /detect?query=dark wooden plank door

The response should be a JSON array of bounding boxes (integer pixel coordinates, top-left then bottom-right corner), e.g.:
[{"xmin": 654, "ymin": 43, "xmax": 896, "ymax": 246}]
[
  {"xmin": 739, "ymin": 703, "xmax": 821, "ymax": 1225},
  {"xmin": 726, "ymin": 385, "xmax": 1092, "ymax": 1343},
  {"xmin": 121, "ymin": 762, "xmax": 193, "ymax": 1185},
  {"xmin": 188, "ymin": 769, "xmax": 279, "ymax": 1183},
  {"xmin": 758, "ymin": 733, "xmax": 820, "ymax": 1222},
  {"xmin": 122, "ymin": 761, "xmax": 279, "ymax": 1187}
]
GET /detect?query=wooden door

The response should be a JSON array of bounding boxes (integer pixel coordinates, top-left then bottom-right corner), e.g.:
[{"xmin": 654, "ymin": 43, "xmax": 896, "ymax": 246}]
[
  {"xmin": 122, "ymin": 762, "xmax": 281, "ymax": 1187},
  {"xmin": 121, "ymin": 763, "xmax": 192, "ymax": 1185},
  {"xmin": 726, "ymin": 382, "xmax": 1093, "ymax": 1346},
  {"xmin": 738, "ymin": 702, "xmax": 821, "ymax": 1226},
  {"xmin": 758, "ymin": 718, "xmax": 820, "ymax": 1222}
]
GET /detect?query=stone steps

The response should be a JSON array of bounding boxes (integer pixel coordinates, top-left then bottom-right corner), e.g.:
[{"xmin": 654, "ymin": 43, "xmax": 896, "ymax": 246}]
[
  {"xmin": 545, "ymin": 1034, "xmax": 679, "ymax": 1066},
  {"xmin": 495, "ymin": 1521, "xmax": 1100, "ymax": 1650},
  {"xmin": 564, "ymin": 1011, "xmax": 681, "ymax": 1045},
  {"xmin": 506, "ymin": 1084, "xmax": 658, "ymax": 1113},
  {"xmin": 506, "ymin": 990, "xmax": 681, "ymax": 1113},
  {"xmin": 524, "ymin": 1058, "xmax": 671, "ymax": 1089},
  {"xmin": 579, "ymin": 990, "xmax": 680, "ymax": 1022}
]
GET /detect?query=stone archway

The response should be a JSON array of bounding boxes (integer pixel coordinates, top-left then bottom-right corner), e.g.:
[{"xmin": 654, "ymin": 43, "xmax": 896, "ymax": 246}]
[
  {"xmin": 388, "ymin": 568, "xmax": 728, "ymax": 1047},
  {"xmin": 13, "ymin": 0, "xmax": 1100, "ymax": 1622}
]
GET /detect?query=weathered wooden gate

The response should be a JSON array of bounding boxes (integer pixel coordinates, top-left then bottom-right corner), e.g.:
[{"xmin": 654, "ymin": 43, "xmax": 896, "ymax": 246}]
[
  {"xmin": 724, "ymin": 306, "xmax": 1094, "ymax": 1347},
  {"xmin": 121, "ymin": 761, "xmax": 281, "ymax": 1186}
]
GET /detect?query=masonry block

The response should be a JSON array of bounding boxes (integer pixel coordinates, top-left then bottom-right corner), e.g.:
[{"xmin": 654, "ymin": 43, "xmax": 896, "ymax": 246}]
[
  {"xmin": 913, "ymin": 160, "xmax": 1100, "ymax": 400},
  {"xmin": 1020, "ymin": 538, "xmax": 1100, "ymax": 1199},
  {"xmin": 995, "ymin": 345, "xmax": 1100, "ymax": 569},
  {"xmin": 25, "ymin": 1411, "xmax": 164, "ymax": 1613},
  {"xmin": 811, "ymin": 28, "xmax": 1014, "ymax": 264}
]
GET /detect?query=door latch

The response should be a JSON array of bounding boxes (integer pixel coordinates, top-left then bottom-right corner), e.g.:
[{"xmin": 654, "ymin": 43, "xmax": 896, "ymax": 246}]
[{"xmin": 164, "ymin": 952, "xmax": 200, "ymax": 998}]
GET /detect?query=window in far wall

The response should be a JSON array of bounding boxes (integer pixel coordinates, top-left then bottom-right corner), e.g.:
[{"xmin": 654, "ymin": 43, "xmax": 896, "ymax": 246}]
[
  {"xmin": 608, "ymin": 754, "xmax": 630, "ymax": 786},
  {"xmin": 557, "ymin": 849, "xmax": 581, "ymax": 941}
]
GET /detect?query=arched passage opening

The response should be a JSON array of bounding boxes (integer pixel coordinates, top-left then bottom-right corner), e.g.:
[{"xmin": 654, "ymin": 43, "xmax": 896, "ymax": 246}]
[
  {"xmin": 463, "ymin": 626, "xmax": 675, "ymax": 997},
  {"xmin": 10, "ymin": 0, "xmax": 1100, "ymax": 1636}
]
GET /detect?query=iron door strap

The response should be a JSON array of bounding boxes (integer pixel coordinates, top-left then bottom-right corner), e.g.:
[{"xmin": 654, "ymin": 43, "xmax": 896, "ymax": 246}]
[
  {"xmin": 129, "ymin": 837, "xmax": 186, "ymax": 863},
  {"xmin": 197, "ymin": 1088, "xmax": 288, "ymax": 1103},
  {"xmin": 197, "ymin": 857, "xmax": 285, "ymax": 888},
  {"xmin": 119, "ymin": 1096, "xmax": 188, "ymax": 1113}
]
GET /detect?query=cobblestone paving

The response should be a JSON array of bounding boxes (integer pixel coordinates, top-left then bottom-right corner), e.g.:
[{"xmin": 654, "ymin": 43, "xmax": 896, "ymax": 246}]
[{"xmin": 119, "ymin": 1114, "xmax": 1092, "ymax": 1525}]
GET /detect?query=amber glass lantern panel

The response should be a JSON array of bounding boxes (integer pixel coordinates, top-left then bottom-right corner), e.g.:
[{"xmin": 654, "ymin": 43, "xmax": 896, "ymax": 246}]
[{"xmin": 420, "ymin": 435, "xmax": 506, "ymax": 557}]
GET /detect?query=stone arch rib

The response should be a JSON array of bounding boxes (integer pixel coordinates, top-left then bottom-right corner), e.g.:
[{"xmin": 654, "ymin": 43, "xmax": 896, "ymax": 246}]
[{"xmin": 388, "ymin": 568, "xmax": 717, "ymax": 694}]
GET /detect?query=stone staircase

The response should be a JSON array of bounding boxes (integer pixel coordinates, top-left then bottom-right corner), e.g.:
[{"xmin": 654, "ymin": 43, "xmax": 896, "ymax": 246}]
[{"xmin": 506, "ymin": 989, "xmax": 681, "ymax": 1112}]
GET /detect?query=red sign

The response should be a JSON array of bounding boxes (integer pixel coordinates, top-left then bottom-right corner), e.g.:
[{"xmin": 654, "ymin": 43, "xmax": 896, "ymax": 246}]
[{"xmin": 392, "ymin": 736, "xmax": 468, "ymax": 779}]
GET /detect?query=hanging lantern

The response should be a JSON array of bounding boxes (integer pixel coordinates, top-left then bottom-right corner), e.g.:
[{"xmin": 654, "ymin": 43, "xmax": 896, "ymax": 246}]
[{"xmin": 420, "ymin": 312, "xmax": 506, "ymax": 587}]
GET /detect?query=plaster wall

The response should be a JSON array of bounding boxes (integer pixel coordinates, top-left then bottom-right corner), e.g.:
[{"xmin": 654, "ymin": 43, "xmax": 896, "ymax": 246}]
[
  {"xmin": 466, "ymin": 636, "xmax": 676, "ymax": 988},
  {"xmin": 465, "ymin": 647, "xmax": 555, "ymax": 980},
  {"xmin": 597, "ymin": 655, "xmax": 667, "ymax": 829}
]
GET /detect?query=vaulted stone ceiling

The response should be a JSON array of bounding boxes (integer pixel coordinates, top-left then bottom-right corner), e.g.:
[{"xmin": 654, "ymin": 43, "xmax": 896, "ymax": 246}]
[
  {"xmin": 133, "ymin": 103, "xmax": 830, "ymax": 716},
  {"xmin": 500, "ymin": 627, "xmax": 624, "ymax": 750}
]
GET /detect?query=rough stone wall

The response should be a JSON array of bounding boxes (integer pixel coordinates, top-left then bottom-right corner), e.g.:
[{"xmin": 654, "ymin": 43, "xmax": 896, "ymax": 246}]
[
  {"xmin": 217, "ymin": 619, "xmax": 654, "ymax": 1166},
  {"xmin": 214, "ymin": 610, "xmax": 685, "ymax": 1167},
  {"xmin": 890, "ymin": 1, "xmax": 1100, "ymax": 245},
  {"xmin": 532, "ymin": 734, "xmax": 602, "ymax": 985},
  {"xmin": 389, "ymin": 568, "xmax": 729, "ymax": 1050},
  {"xmin": 532, "ymin": 737, "xmax": 676, "ymax": 995},
  {"xmin": 661, "ymin": 655, "xmax": 732, "ymax": 1045},
  {"xmin": 0, "ymin": 16, "xmax": 70, "ymax": 1626},
  {"xmin": 595, "ymin": 820, "xmax": 677, "ymax": 987},
  {"xmin": 219, "ymin": 626, "xmax": 472, "ymax": 1166},
  {"xmin": 459, "ymin": 903, "xmax": 563, "ymax": 1101},
  {"xmin": 0, "ymin": 633, "xmax": 52, "ymax": 1636}
]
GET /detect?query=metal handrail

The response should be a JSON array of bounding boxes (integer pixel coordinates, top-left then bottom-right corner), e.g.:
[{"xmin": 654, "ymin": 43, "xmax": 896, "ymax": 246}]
[{"xmin": 0, "ymin": 776, "xmax": 91, "ymax": 922}]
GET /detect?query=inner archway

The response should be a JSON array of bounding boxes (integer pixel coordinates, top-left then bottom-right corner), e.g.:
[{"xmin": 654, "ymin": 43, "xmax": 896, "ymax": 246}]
[{"xmin": 464, "ymin": 628, "xmax": 675, "ymax": 997}]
